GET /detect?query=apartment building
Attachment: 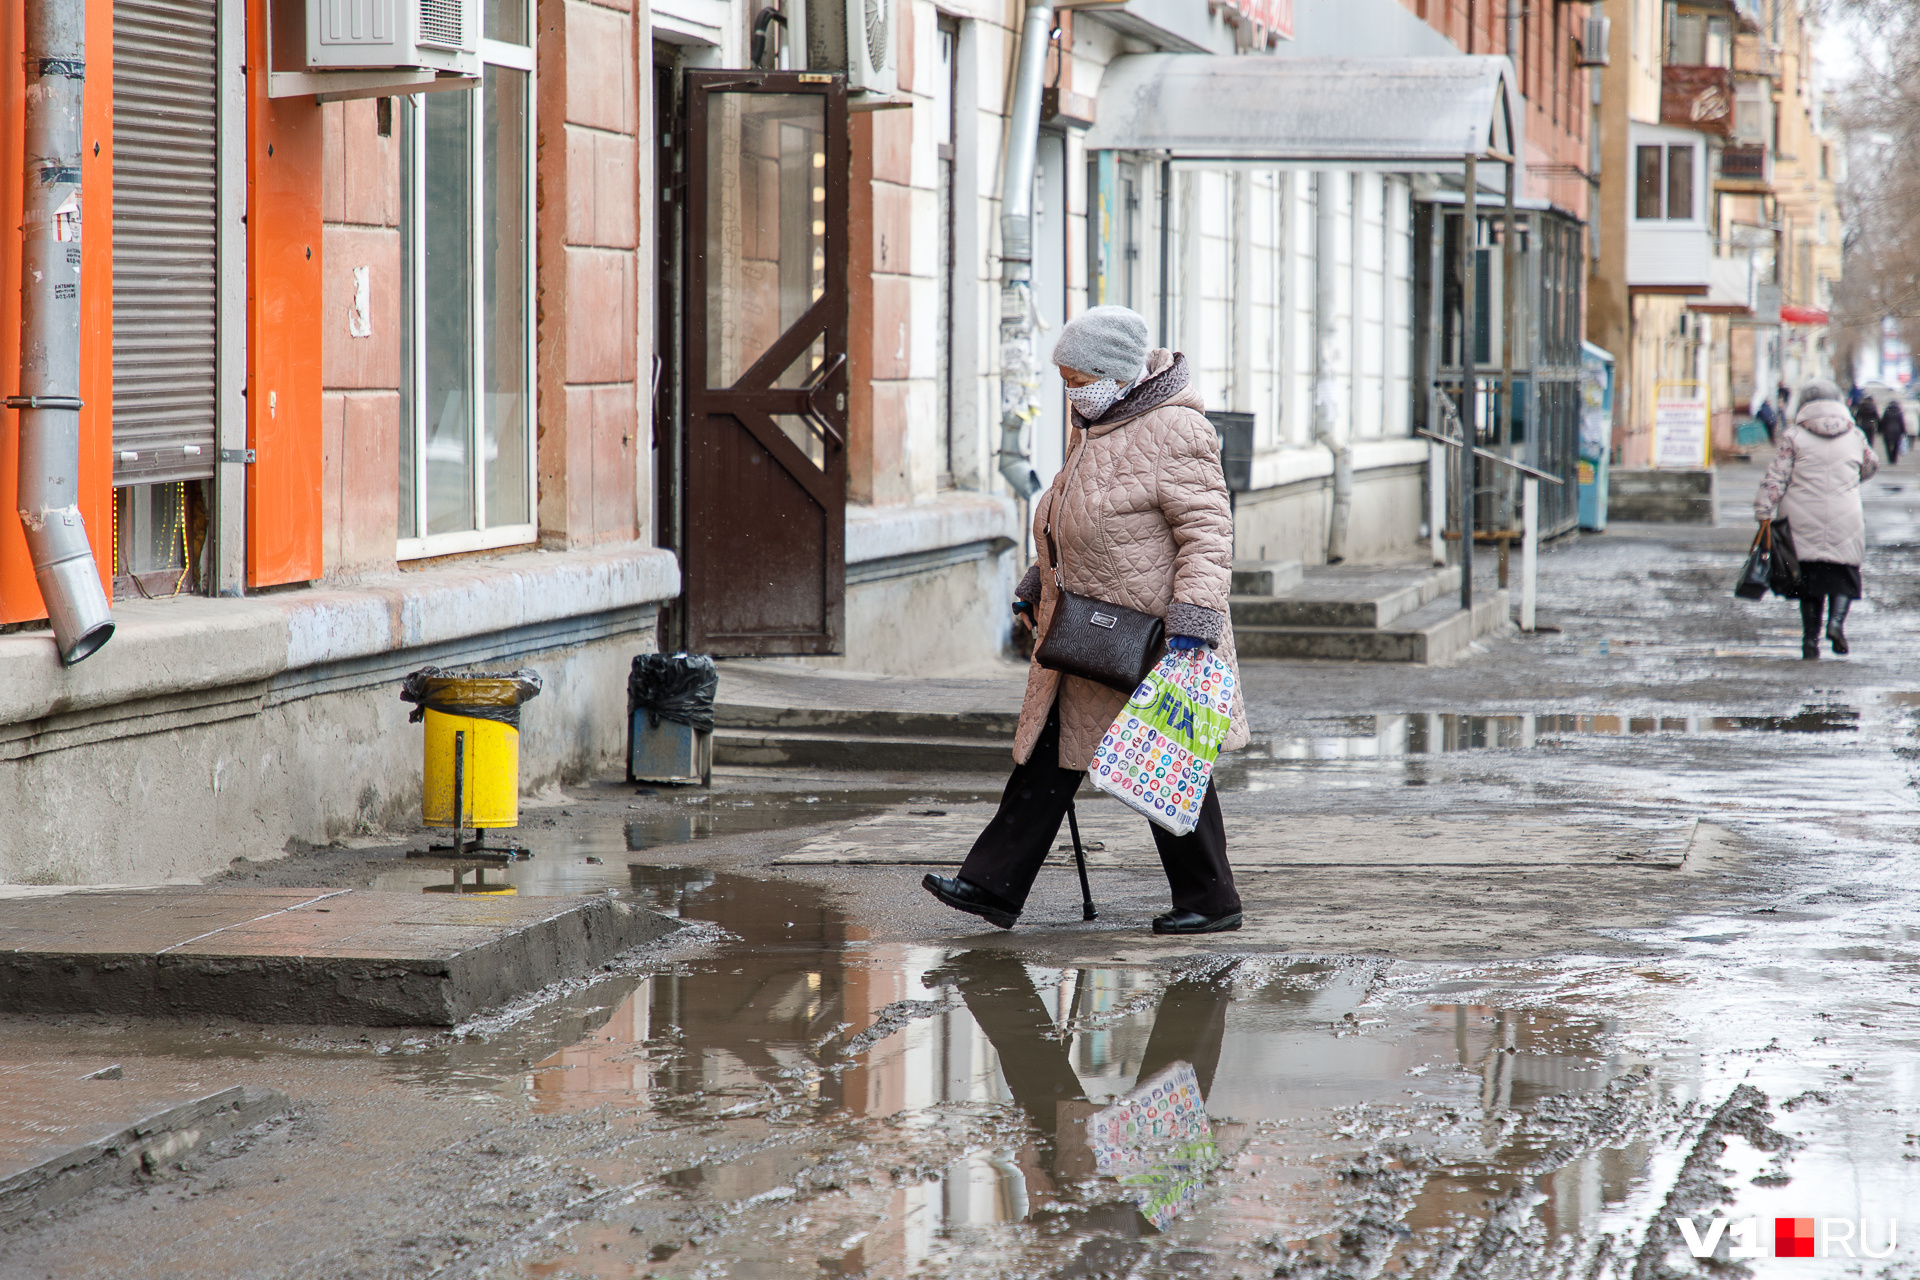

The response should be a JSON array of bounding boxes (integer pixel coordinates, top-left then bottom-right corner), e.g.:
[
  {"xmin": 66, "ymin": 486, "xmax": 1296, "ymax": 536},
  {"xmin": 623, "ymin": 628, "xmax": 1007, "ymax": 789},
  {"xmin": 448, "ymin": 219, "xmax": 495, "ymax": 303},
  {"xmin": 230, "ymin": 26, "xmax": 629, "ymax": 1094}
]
[{"xmin": 1587, "ymin": 0, "xmax": 1841, "ymax": 466}]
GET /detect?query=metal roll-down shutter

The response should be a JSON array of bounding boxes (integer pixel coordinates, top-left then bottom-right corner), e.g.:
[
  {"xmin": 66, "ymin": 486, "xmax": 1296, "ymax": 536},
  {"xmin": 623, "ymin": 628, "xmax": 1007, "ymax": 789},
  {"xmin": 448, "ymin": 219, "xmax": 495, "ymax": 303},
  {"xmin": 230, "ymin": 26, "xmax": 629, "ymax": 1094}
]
[{"xmin": 113, "ymin": 0, "xmax": 218, "ymax": 487}]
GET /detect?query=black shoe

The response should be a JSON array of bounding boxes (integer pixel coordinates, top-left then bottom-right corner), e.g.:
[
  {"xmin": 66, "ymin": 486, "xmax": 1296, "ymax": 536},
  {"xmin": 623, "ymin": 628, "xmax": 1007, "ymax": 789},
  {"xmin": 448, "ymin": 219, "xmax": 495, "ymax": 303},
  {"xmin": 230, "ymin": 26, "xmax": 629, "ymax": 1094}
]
[
  {"xmin": 1151, "ymin": 909, "xmax": 1243, "ymax": 935},
  {"xmin": 1827, "ymin": 597, "xmax": 1852, "ymax": 655},
  {"xmin": 1803, "ymin": 643, "xmax": 1820, "ymax": 660},
  {"xmin": 922, "ymin": 874, "xmax": 1019, "ymax": 930}
]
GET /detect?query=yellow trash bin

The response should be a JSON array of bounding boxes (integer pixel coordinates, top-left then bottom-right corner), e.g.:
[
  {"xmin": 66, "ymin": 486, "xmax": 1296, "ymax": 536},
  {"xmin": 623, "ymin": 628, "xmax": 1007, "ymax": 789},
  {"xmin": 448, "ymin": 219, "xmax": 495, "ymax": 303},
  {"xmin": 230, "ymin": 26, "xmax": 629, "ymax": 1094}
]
[
  {"xmin": 422, "ymin": 706, "xmax": 520, "ymax": 828},
  {"xmin": 400, "ymin": 667, "xmax": 543, "ymax": 837}
]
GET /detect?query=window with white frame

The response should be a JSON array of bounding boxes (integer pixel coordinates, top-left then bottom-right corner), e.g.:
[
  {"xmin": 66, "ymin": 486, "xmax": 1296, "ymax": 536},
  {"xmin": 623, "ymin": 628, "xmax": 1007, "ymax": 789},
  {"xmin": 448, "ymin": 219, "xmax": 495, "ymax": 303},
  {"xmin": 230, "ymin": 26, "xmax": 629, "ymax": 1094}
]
[
  {"xmin": 1634, "ymin": 141, "xmax": 1699, "ymax": 223},
  {"xmin": 1248, "ymin": 170, "xmax": 1287, "ymax": 449},
  {"xmin": 1158, "ymin": 166, "xmax": 1416, "ymax": 453},
  {"xmin": 398, "ymin": 2, "xmax": 535, "ymax": 558}
]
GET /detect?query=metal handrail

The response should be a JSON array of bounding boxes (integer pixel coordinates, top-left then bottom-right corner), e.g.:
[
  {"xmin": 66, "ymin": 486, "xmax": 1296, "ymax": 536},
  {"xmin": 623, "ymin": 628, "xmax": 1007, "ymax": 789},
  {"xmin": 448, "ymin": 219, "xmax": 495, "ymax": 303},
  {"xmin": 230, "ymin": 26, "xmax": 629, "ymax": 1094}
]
[{"xmin": 1424, "ymin": 394, "xmax": 1565, "ymax": 485}]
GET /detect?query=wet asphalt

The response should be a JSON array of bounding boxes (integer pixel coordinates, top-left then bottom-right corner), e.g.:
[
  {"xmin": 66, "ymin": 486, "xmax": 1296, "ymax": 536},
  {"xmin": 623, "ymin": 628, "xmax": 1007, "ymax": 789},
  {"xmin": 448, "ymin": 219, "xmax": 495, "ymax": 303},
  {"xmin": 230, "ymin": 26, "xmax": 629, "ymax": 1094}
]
[{"xmin": 7, "ymin": 457, "xmax": 1920, "ymax": 1277}]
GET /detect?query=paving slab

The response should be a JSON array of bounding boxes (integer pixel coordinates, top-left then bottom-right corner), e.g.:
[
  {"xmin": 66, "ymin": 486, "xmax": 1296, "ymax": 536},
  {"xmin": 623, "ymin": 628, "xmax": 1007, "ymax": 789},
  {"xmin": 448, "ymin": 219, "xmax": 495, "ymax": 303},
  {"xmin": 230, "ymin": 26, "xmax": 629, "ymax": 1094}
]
[
  {"xmin": 0, "ymin": 1060, "xmax": 291, "ymax": 1230},
  {"xmin": 0, "ymin": 888, "xmax": 680, "ymax": 1026}
]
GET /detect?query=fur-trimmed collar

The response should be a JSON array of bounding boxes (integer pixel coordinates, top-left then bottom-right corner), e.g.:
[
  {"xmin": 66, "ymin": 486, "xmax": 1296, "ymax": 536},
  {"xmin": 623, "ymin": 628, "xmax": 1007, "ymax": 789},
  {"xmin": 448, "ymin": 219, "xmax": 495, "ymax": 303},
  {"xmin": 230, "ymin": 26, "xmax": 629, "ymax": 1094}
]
[{"xmin": 1075, "ymin": 350, "xmax": 1193, "ymax": 431}]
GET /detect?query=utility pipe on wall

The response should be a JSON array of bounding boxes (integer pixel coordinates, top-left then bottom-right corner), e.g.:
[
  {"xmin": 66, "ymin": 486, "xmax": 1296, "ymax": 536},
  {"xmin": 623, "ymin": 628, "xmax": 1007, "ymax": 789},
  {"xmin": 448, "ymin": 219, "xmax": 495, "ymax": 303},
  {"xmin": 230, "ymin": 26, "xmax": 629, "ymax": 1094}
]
[
  {"xmin": 992, "ymin": 0, "xmax": 1055, "ymax": 501},
  {"xmin": 13, "ymin": 0, "xmax": 113, "ymax": 664},
  {"xmin": 1313, "ymin": 172, "xmax": 1352, "ymax": 564},
  {"xmin": 1505, "ymin": 2, "xmax": 1518, "ymax": 84},
  {"xmin": 1458, "ymin": 155, "xmax": 1478, "ymax": 613}
]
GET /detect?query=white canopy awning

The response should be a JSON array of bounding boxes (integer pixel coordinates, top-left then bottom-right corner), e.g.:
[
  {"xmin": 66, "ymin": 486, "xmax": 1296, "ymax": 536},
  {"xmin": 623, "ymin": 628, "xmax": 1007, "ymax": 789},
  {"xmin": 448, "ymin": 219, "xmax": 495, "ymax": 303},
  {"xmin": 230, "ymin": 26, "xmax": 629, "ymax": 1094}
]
[{"xmin": 1084, "ymin": 54, "xmax": 1520, "ymax": 170}]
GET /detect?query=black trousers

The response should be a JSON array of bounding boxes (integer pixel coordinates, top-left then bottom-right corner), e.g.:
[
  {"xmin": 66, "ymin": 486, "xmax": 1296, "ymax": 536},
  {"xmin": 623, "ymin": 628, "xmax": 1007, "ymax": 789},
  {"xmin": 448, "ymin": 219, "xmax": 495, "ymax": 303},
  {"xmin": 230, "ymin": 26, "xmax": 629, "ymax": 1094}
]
[{"xmin": 957, "ymin": 702, "xmax": 1241, "ymax": 916}]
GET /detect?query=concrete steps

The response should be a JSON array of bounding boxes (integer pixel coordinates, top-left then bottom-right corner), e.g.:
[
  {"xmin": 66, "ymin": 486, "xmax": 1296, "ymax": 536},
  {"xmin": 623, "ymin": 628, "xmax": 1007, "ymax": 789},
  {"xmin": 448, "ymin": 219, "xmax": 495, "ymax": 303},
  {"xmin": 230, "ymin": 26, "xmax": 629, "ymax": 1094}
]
[
  {"xmin": 706, "ymin": 562, "xmax": 1510, "ymax": 774},
  {"xmin": 712, "ymin": 725, "xmax": 1015, "ymax": 772},
  {"xmin": 1230, "ymin": 564, "xmax": 1508, "ymax": 663},
  {"xmin": 710, "ymin": 663, "xmax": 1025, "ymax": 773}
]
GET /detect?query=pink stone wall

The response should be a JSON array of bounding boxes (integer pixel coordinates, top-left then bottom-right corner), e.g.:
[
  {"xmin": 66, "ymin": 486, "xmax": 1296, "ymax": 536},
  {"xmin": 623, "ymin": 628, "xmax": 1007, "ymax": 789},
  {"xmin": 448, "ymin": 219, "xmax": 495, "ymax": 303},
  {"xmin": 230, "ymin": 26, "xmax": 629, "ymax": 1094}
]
[
  {"xmin": 536, "ymin": 0, "xmax": 643, "ymax": 547},
  {"xmin": 315, "ymin": 0, "xmax": 646, "ymax": 574},
  {"xmin": 319, "ymin": 99, "xmax": 402, "ymax": 576}
]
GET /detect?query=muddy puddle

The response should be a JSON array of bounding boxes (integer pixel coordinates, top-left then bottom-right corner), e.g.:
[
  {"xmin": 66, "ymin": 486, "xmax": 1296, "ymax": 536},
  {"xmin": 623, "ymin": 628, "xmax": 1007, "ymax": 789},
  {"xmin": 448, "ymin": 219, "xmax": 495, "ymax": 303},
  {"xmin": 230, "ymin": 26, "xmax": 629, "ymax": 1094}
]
[
  {"xmin": 1242, "ymin": 704, "xmax": 1866, "ymax": 765},
  {"xmin": 341, "ymin": 868, "xmax": 1918, "ymax": 1277}
]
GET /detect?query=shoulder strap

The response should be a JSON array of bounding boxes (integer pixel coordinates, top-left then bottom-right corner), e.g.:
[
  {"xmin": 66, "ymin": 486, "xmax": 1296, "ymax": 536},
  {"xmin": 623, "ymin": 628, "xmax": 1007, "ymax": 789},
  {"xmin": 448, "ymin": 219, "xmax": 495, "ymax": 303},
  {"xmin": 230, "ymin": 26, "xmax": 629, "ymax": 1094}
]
[{"xmin": 1045, "ymin": 431, "xmax": 1091, "ymax": 590}]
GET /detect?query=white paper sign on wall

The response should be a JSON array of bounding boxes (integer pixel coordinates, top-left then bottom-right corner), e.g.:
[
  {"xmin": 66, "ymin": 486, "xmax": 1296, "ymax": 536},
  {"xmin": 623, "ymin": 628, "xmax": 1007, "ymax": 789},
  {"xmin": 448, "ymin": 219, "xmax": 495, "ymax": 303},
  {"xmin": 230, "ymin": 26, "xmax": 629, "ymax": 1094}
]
[{"xmin": 1654, "ymin": 395, "xmax": 1710, "ymax": 469}]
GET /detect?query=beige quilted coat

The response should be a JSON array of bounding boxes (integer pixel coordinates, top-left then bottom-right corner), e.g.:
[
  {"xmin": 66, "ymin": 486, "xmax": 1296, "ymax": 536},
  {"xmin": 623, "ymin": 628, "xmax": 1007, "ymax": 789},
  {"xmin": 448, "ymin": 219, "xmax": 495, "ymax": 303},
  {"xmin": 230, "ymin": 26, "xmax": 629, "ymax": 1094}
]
[
  {"xmin": 1753, "ymin": 398, "xmax": 1879, "ymax": 564},
  {"xmin": 1014, "ymin": 349, "xmax": 1249, "ymax": 770}
]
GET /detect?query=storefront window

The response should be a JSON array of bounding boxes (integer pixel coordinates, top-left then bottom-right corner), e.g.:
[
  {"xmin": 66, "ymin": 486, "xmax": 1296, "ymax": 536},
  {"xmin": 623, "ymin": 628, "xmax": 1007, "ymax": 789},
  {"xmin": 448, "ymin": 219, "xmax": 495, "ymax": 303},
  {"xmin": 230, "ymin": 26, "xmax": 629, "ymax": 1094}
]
[{"xmin": 399, "ymin": 18, "xmax": 535, "ymax": 557}]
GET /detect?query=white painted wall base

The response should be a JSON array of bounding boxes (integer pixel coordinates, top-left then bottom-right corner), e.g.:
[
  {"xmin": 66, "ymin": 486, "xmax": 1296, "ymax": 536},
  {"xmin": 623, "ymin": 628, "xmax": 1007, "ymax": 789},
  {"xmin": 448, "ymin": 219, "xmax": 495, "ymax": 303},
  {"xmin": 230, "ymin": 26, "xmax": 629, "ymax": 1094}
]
[
  {"xmin": 1231, "ymin": 463, "xmax": 1428, "ymax": 567},
  {"xmin": 0, "ymin": 546, "xmax": 680, "ymax": 885}
]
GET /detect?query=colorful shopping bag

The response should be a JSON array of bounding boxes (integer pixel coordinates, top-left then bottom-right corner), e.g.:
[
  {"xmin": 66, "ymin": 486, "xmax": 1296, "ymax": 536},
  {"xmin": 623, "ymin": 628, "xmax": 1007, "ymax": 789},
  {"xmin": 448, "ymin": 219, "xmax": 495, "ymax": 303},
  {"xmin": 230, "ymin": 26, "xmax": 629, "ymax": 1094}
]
[{"xmin": 1087, "ymin": 648, "xmax": 1235, "ymax": 836}]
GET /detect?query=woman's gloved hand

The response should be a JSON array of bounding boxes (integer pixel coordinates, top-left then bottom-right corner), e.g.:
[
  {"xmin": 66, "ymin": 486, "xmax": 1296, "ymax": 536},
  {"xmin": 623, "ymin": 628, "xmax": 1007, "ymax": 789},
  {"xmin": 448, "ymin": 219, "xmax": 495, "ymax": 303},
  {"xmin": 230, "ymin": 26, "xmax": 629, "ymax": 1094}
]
[{"xmin": 1166, "ymin": 635, "xmax": 1209, "ymax": 651}]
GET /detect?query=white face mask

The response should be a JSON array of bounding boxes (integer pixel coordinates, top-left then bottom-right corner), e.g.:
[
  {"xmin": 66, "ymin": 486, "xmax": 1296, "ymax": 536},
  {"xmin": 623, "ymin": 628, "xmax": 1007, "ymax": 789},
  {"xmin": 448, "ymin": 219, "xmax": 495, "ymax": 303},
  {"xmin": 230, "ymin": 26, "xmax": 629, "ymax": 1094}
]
[{"xmin": 1064, "ymin": 377, "xmax": 1127, "ymax": 420}]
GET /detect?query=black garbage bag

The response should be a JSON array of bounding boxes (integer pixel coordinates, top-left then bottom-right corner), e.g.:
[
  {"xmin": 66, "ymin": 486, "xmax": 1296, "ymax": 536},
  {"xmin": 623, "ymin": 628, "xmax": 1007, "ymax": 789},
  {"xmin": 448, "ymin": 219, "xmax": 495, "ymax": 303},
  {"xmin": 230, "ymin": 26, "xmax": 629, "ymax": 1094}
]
[
  {"xmin": 400, "ymin": 666, "xmax": 543, "ymax": 727},
  {"xmin": 629, "ymin": 653, "xmax": 718, "ymax": 732}
]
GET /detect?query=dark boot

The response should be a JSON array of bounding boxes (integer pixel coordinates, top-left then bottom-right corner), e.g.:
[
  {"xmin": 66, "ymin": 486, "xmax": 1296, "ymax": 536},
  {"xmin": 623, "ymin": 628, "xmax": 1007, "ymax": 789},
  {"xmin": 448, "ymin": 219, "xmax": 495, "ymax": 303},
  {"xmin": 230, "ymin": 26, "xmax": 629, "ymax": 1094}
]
[
  {"xmin": 1827, "ymin": 596, "xmax": 1852, "ymax": 655},
  {"xmin": 1799, "ymin": 595, "xmax": 1824, "ymax": 660}
]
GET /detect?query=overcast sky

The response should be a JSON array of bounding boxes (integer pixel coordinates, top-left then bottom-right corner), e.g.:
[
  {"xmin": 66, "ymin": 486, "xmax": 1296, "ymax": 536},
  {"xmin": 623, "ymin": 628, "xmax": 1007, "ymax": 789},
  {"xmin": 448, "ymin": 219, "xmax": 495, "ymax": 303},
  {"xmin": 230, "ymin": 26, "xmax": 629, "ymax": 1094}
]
[{"xmin": 1815, "ymin": 10, "xmax": 1876, "ymax": 91}]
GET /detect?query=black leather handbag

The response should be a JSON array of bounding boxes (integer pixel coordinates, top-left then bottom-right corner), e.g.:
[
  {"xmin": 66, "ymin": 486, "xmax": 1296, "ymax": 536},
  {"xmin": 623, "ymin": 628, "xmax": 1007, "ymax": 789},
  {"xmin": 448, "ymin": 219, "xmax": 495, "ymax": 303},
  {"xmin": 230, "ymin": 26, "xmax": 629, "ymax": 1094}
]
[
  {"xmin": 1033, "ymin": 448, "xmax": 1166, "ymax": 693},
  {"xmin": 1734, "ymin": 523, "xmax": 1773, "ymax": 600}
]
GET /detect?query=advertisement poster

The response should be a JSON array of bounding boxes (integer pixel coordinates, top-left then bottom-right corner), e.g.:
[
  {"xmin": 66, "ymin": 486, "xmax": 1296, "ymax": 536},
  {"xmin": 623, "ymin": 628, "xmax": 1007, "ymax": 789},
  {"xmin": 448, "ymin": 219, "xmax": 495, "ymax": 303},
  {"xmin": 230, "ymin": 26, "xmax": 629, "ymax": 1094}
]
[{"xmin": 1654, "ymin": 395, "xmax": 1711, "ymax": 469}]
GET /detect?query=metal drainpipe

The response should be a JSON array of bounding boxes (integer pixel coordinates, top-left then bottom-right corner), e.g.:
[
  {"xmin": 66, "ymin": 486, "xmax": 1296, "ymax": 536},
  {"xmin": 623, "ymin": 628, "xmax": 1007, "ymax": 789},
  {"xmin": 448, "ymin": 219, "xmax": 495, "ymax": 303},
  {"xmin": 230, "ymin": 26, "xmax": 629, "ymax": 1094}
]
[
  {"xmin": 1313, "ymin": 172, "xmax": 1352, "ymax": 564},
  {"xmin": 12, "ymin": 0, "xmax": 113, "ymax": 665},
  {"xmin": 1505, "ymin": 2, "xmax": 1518, "ymax": 84},
  {"xmin": 993, "ymin": 0, "xmax": 1055, "ymax": 501}
]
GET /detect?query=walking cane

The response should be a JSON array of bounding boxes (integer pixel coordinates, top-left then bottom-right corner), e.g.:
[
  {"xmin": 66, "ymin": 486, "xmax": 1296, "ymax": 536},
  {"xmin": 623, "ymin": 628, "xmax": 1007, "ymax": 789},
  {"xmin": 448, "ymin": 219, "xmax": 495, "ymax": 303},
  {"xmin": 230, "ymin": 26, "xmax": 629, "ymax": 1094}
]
[{"xmin": 1065, "ymin": 800, "xmax": 1097, "ymax": 921}]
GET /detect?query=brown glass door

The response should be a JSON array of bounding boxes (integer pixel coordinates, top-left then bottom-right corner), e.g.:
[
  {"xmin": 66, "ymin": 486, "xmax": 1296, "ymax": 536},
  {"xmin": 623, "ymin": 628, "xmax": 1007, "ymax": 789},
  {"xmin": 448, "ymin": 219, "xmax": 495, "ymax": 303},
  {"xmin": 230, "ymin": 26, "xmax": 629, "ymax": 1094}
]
[{"xmin": 683, "ymin": 72, "xmax": 849, "ymax": 656}]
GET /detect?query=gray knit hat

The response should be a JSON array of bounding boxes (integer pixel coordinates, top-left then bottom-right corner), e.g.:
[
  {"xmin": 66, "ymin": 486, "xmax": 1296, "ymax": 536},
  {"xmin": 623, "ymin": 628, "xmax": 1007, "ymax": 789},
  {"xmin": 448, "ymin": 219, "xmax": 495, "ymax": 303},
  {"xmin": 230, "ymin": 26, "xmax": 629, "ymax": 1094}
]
[{"xmin": 1052, "ymin": 306, "xmax": 1150, "ymax": 384}]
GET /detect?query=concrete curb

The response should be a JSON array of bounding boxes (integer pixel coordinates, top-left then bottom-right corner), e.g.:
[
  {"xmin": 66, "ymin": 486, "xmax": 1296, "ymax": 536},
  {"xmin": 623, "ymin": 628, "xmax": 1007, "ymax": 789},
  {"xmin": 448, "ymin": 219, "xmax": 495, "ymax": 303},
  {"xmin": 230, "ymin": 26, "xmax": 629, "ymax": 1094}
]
[
  {"xmin": 0, "ymin": 893, "xmax": 685, "ymax": 1027},
  {"xmin": 0, "ymin": 1084, "xmax": 292, "ymax": 1231}
]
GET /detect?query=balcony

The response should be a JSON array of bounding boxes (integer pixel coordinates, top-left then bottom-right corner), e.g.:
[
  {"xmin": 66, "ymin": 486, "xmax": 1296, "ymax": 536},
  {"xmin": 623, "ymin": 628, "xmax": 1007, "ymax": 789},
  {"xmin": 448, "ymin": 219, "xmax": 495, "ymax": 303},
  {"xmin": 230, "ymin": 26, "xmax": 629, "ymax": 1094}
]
[
  {"xmin": 1629, "ymin": 225, "xmax": 1713, "ymax": 291},
  {"xmin": 1719, "ymin": 143, "xmax": 1770, "ymax": 185},
  {"xmin": 1672, "ymin": 0, "xmax": 1762, "ymax": 33},
  {"xmin": 1662, "ymin": 65, "xmax": 1735, "ymax": 136}
]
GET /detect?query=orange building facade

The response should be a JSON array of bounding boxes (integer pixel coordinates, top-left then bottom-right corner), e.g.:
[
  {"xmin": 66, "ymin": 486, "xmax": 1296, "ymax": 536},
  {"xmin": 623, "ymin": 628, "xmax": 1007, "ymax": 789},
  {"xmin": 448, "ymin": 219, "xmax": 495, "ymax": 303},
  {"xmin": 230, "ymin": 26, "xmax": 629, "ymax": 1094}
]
[{"xmin": 1402, "ymin": 0, "xmax": 1596, "ymax": 224}]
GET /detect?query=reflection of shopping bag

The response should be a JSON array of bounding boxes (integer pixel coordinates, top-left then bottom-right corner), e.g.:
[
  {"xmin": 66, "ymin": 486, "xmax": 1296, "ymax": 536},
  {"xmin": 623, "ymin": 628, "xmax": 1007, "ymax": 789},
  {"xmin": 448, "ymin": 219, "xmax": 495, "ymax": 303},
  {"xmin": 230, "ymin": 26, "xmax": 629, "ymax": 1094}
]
[
  {"xmin": 1087, "ymin": 649, "xmax": 1235, "ymax": 836},
  {"xmin": 1084, "ymin": 1061, "xmax": 1219, "ymax": 1231}
]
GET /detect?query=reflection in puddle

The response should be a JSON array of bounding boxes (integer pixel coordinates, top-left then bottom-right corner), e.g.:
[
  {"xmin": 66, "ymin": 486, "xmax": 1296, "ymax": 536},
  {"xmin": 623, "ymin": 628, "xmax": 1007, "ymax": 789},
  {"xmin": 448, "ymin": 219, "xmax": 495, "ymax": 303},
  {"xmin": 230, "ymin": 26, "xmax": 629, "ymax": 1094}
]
[
  {"xmin": 507, "ymin": 869, "xmax": 1676, "ymax": 1275},
  {"xmin": 1249, "ymin": 705, "xmax": 1861, "ymax": 762}
]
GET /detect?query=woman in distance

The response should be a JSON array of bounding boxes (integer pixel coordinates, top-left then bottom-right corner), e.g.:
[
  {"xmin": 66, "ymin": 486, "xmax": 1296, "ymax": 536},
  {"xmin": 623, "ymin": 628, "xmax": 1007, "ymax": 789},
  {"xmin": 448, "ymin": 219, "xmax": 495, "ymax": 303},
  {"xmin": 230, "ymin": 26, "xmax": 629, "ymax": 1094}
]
[{"xmin": 1755, "ymin": 379, "xmax": 1879, "ymax": 659}]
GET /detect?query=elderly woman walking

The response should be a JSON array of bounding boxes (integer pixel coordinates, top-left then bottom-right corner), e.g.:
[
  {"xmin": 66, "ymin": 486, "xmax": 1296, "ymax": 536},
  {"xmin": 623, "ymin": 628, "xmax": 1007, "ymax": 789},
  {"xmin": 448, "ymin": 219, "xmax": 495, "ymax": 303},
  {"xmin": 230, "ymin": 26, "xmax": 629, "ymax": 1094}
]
[
  {"xmin": 922, "ymin": 306, "xmax": 1248, "ymax": 935},
  {"xmin": 1755, "ymin": 379, "xmax": 1879, "ymax": 659}
]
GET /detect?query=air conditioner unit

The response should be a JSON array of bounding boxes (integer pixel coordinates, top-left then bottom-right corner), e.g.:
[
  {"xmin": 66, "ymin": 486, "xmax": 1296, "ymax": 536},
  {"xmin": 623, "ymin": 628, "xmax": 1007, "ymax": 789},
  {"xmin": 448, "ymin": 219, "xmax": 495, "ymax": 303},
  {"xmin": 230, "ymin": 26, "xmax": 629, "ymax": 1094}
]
[
  {"xmin": 1576, "ymin": 16, "xmax": 1611, "ymax": 68},
  {"xmin": 307, "ymin": 0, "xmax": 480, "ymax": 75},
  {"xmin": 804, "ymin": 0, "xmax": 896, "ymax": 95}
]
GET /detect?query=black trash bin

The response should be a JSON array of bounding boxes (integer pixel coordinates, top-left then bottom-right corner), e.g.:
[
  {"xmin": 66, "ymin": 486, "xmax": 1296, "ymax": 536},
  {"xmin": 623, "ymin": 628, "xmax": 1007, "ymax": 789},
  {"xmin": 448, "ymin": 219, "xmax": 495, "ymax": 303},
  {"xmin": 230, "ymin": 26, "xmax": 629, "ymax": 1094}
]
[{"xmin": 627, "ymin": 653, "xmax": 717, "ymax": 785}]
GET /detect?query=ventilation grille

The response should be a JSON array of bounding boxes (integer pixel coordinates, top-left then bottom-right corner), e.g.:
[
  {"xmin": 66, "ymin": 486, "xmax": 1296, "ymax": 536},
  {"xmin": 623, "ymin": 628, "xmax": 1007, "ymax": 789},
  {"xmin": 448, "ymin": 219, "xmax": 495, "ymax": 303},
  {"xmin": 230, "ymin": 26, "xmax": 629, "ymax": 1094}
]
[
  {"xmin": 419, "ymin": 0, "xmax": 465, "ymax": 49},
  {"xmin": 319, "ymin": 0, "xmax": 393, "ymax": 45},
  {"xmin": 1578, "ymin": 17, "xmax": 1611, "ymax": 68},
  {"xmin": 862, "ymin": 0, "xmax": 887, "ymax": 73}
]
